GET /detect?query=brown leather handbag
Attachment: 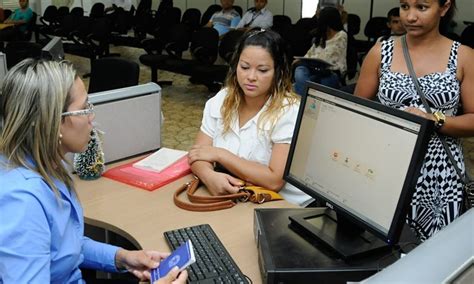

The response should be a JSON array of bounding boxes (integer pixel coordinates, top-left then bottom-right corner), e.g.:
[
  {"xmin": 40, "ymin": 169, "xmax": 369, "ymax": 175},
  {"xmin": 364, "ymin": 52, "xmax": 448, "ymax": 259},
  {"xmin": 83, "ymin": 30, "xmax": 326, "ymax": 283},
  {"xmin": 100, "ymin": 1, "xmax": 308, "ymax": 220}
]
[{"xmin": 174, "ymin": 177, "xmax": 283, "ymax": 211}]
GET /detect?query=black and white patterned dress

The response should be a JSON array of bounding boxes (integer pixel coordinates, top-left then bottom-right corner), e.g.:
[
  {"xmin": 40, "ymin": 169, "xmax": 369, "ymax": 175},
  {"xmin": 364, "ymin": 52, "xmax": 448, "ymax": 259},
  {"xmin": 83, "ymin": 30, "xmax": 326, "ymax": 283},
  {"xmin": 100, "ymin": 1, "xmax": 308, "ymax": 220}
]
[{"xmin": 378, "ymin": 39, "xmax": 464, "ymax": 241}]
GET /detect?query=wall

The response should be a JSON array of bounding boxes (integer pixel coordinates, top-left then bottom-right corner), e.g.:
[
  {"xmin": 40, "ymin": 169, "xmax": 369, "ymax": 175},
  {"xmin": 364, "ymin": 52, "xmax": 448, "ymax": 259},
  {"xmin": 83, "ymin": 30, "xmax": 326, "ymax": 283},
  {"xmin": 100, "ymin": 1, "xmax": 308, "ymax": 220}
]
[{"xmin": 22, "ymin": 0, "xmax": 474, "ymax": 36}]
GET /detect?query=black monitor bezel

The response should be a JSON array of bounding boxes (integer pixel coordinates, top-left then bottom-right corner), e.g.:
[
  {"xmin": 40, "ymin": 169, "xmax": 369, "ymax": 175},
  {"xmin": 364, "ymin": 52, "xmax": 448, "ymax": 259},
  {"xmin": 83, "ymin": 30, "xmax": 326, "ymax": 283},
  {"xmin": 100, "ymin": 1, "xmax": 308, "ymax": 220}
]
[{"xmin": 284, "ymin": 82, "xmax": 434, "ymax": 244}]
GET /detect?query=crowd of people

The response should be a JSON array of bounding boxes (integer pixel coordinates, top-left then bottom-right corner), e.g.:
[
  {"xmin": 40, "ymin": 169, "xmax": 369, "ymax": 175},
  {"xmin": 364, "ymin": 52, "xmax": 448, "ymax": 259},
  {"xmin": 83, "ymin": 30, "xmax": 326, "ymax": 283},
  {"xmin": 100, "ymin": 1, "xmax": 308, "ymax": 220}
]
[{"xmin": 0, "ymin": 0, "xmax": 473, "ymax": 282}]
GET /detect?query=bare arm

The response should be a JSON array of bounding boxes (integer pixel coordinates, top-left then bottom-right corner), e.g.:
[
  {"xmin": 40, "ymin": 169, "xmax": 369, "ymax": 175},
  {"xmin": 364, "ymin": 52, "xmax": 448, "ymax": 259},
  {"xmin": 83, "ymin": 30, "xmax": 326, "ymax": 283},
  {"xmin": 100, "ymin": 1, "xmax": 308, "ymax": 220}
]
[
  {"xmin": 436, "ymin": 46, "xmax": 474, "ymax": 137},
  {"xmin": 189, "ymin": 132, "xmax": 289, "ymax": 192},
  {"xmin": 189, "ymin": 131, "xmax": 243, "ymax": 195},
  {"xmin": 354, "ymin": 43, "xmax": 382, "ymax": 100},
  {"xmin": 213, "ymin": 143, "xmax": 290, "ymax": 192}
]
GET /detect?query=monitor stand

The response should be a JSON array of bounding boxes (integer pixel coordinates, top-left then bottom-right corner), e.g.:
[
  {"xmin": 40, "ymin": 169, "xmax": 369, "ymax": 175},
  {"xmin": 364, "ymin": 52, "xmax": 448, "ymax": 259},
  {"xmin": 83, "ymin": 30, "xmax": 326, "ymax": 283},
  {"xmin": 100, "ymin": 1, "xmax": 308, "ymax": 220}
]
[{"xmin": 289, "ymin": 208, "xmax": 390, "ymax": 260}]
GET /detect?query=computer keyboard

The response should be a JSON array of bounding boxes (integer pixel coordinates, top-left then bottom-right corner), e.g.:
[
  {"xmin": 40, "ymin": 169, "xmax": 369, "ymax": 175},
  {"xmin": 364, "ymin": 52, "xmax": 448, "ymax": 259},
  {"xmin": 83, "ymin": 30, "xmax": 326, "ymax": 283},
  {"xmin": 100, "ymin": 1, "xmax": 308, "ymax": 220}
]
[{"xmin": 164, "ymin": 224, "xmax": 248, "ymax": 284}]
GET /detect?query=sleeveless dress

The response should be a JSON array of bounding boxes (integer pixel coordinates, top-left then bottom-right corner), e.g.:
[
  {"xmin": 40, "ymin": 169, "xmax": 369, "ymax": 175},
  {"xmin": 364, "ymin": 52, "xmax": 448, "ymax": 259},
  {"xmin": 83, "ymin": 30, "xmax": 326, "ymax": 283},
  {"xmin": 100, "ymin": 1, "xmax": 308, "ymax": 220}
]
[{"xmin": 378, "ymin": 39, "xmax": 464, "ymax": 241}]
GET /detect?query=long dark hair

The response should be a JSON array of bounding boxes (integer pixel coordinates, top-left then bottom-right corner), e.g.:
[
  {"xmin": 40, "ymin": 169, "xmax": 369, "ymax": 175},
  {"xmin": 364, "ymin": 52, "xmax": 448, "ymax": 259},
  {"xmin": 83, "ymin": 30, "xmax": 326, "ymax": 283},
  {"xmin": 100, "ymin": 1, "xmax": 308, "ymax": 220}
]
[
  {"xmin": 439, "ymin": 0, "xmax": 456, "ymax": 34},
  {"xmin": 313, "ymin": 7, "xmax": 344, "ymax": 48}
]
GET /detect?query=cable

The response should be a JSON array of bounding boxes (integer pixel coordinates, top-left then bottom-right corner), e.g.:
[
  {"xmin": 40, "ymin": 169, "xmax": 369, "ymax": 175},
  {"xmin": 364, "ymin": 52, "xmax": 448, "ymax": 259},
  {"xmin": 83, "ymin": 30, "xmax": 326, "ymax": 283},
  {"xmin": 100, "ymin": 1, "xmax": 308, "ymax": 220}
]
[{"xmin": 244, "ymin": 274, "xmax": 253, "ymax": 284}]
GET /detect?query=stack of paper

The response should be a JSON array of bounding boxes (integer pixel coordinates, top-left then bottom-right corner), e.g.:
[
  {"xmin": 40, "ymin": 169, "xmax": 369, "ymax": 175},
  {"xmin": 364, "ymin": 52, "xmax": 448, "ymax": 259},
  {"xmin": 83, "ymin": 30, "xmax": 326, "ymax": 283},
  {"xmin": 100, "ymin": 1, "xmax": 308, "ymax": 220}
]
[{"xmin": 133, "ymin": 147, "xmax": 188, "ymax": 173}]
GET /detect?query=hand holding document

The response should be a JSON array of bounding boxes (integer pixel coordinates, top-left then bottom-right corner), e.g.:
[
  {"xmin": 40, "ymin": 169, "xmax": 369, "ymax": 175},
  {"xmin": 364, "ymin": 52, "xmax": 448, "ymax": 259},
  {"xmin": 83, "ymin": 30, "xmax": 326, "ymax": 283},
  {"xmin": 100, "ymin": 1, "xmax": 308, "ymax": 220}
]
[{"xmin": 133, "ymin": 148, "xmax": 188, "ymax": 173}]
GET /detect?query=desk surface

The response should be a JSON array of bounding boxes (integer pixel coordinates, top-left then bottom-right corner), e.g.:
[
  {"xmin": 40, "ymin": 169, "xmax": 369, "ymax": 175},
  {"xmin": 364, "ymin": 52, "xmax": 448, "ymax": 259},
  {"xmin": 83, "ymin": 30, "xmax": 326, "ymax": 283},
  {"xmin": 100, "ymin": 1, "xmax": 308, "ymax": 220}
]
[
  {"xmin": 75, "ymin": 159, "xmax": 296, "ymax": 283},
  {"xmin": 0, "ymin": 23, "xmax": 14, "ymax": 30}
]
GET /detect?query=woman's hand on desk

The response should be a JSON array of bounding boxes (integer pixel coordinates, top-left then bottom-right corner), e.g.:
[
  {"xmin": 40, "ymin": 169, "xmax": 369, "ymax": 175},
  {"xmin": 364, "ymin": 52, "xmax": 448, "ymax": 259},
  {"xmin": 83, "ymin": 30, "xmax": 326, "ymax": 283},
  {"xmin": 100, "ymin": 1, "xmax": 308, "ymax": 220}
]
[
  {"xmin": 203, "ymin": 171, "xmax": 243, "ymax": 196},
  {"xmin": 115, "ymin": 249, "xmax": 169, "ymax": 280}
]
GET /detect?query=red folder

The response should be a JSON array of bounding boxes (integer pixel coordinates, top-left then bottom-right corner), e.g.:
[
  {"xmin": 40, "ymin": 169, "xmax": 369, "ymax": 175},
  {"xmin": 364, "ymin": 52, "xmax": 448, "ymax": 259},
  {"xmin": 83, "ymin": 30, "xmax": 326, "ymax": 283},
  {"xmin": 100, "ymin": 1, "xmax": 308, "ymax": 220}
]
[{"xmin": 102, "ymin": 156, "xmax": 191, "ymax": 191}]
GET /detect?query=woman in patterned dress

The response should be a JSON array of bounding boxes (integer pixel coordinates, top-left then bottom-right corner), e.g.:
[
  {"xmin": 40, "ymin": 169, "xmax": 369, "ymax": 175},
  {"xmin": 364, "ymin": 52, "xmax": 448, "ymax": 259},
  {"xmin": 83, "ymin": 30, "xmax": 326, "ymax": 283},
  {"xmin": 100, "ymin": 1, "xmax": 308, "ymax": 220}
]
[{"xmin": 355, "ymin": 0, "xmax": 474, "ymax": 241}]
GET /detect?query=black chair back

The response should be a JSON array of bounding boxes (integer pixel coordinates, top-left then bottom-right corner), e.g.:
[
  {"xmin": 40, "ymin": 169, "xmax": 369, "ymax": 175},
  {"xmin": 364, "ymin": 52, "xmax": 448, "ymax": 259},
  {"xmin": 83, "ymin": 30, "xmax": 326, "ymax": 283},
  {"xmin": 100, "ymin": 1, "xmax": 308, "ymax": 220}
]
[
  {"xmin": 3, "ymin": 9, "xmax": 12, "ymax": 20},
  {"xmin": 271, "ymin": 15, "xmax": 292, "ymax": 40},
  {"xmin": 181, "ymin": 8, "xmax": 201, "ymax": 31},
  {"xmin": 218, "ymin": 29, "xmax": 244, "ymax": 62},
  {"xmin": 56, "ymin": 6, "xmax": 70, "ymax": 24},
  {"xmin": 191, "ymin": 27, "xmax": 219, "ymax": 65},
  {"xmin": 164, "ymin": 23, "xmax": 192, "ymax": 57},
  {"xmin": 286, "ymin": 18, "xmax": 316, "ymax": 57},
  {"xmin": 89, "ymin": 2, "xmax": 105, "ymax": 19},
  {"xmin": 364, "ymin": 17, "xmax": 389, "ymax": 41},
  {"xmin": 347, "ymin": 13, "xmax": 361, "ymax": 36},
  {"xmin": 88, "ymin": 57, "xmax": 139, "ymax": 93},
  {"xmin": 461, "ymin": 24, "xmax": 474, "ymax": 48},
  {"xmin": 40, "ymin": 5, "xmax": 58, "ymax": 26},
  {"xmin": 70, "ymin": 7, "xmax": 84, "ymax": 17}
]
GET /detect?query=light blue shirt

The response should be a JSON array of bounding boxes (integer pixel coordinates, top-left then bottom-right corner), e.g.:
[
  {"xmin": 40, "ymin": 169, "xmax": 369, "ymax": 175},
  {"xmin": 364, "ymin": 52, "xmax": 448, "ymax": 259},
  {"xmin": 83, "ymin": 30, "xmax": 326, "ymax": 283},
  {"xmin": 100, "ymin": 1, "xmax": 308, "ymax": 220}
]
[
  {"xmin": 235, "ymin": 7, "xmax": 273, "ymax": 29},
  {"xmin": 210, "ymin": 9, "xmax": 241, "ymax": 36},
  {"xmin": 0, "ymin": 156, "xmax": 120, "ymax": 283}
]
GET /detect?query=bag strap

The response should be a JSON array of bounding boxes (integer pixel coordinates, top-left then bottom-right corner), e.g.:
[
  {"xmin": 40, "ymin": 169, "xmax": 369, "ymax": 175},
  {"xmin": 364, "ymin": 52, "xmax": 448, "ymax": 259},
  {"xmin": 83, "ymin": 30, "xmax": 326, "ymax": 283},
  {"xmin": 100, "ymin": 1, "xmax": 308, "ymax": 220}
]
[
  {"xmin": 401, "ymin": 35, "xmax": 468, "ymax": 184},
  {"xmin": 173, "ymin": 177, "xmax": 250, "ymax": 212}
]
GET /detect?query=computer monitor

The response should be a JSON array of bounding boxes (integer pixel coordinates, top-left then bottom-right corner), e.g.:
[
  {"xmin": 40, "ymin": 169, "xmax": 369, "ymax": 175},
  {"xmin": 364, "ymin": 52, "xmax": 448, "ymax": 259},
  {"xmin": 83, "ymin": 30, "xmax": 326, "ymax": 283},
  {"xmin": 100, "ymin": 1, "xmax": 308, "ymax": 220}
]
[
  {"xmin": 284, "ymin": 83, "xmax": 434, "ymax": 260},
  {"xmin": 41, "ymin": 36, "xmax": 65, "ymax": 61}
]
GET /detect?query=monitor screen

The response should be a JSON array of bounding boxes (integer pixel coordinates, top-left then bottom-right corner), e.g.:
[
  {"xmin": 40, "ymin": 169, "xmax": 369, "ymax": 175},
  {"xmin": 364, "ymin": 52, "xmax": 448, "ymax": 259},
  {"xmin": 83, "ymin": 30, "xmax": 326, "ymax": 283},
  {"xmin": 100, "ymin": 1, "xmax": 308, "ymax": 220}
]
[
  {"xmin": 41, "ymin": 37, "xmax": 65, "ymax": 61},
  {"xmin": 285, "ymin": 83, "xmax": 433, "ymax": 259}
]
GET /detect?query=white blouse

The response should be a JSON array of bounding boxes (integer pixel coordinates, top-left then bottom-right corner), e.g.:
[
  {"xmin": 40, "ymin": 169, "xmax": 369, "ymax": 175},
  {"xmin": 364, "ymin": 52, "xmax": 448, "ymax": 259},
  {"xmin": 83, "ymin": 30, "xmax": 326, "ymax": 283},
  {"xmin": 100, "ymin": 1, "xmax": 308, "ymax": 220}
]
[
  {"xmin": 200, "ymin": 89, "xmax": 312, "ymax": 206},
  {"xmin": 304, "ymin": 30, "xmax": 348, "ymax": 74}
]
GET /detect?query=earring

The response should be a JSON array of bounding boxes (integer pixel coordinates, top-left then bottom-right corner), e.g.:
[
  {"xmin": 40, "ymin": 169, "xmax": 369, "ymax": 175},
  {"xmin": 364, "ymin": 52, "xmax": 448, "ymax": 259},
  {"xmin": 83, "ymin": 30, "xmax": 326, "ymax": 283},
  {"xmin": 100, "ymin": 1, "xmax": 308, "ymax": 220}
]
[{"xmin": 59, "ymin": 133, "xmax": 63, "ymax": 145}]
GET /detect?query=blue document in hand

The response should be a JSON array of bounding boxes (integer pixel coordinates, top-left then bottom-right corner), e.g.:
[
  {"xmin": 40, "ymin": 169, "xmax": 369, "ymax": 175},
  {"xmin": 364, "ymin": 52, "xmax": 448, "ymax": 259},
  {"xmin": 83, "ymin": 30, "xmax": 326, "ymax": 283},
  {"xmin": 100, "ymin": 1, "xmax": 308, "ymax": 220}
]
[{"xmin": 150, "ymin": 240, "xmax": 195, "ymax": 283}]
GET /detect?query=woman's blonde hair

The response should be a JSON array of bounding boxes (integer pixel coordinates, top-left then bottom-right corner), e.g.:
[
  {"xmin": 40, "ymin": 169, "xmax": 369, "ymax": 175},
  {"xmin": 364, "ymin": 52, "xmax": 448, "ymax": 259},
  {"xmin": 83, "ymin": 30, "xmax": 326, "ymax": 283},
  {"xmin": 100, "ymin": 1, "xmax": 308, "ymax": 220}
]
[
  {"xmin": 0, "ymin": 59, "xmax": 77, "ymax": 196},
  {"xmin": 222, "ymin": 28, "xmax": 299, "ymax": 134}
]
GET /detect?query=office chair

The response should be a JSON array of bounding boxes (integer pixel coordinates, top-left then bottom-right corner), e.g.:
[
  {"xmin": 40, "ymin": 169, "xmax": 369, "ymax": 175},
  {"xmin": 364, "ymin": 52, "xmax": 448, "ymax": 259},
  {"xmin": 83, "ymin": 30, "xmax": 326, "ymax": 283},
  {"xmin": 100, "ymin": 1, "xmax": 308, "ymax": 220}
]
[
  {"xmin": 56, "ymin": 6, "xmax": 70, "ymax": 25},
  {"xmin": 461, "ymin": 24, "xmax": 474, "ymax": 48},
  {"xmin": 139, "ymin": 23, "xmax": 192, "ymax": 84},
  {"xmin": 181, "ymin": 8, "xmax": 201, "ymax": 31},
  {"xmin": 271, "ymin": 15, "xmax": 292, "ymax": 41},
  {"xmin": 152, "ymin": 27, "xmax": 219, "ymax": 85},
  {"xmin": 88, "ymin": 57, "xmax": 139, "ymax": 93},
  {"xmin": 37, "ymin": 5, "xmax": 58, "ymax": 38},
  {"xmin": 286, "ymin": 18, "xmax": 317, "ymax": 57},
  {"xmin": 190, "ymin": 29, "xmax": 245, "ymax": 91},
  {"xmin": 89, "ymin": 2, "xmax": 105, "ymax": 19}
]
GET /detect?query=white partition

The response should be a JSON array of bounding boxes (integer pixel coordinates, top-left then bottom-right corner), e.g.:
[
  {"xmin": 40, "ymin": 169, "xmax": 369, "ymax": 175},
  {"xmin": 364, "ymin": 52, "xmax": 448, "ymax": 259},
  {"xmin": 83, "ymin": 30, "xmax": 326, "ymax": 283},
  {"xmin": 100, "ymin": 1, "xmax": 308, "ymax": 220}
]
[{"xmin": 89, "ymin": 83, "xmax": 162, "ymax": 163}]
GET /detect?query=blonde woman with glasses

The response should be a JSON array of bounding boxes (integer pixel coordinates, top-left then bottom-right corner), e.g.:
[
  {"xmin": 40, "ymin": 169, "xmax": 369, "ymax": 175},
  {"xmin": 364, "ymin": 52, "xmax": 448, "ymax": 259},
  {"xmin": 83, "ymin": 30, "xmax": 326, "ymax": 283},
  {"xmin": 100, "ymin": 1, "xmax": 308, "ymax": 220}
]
[{"xmin": 0, "ymin": 59, "xmax": 187, "ymax": 284}]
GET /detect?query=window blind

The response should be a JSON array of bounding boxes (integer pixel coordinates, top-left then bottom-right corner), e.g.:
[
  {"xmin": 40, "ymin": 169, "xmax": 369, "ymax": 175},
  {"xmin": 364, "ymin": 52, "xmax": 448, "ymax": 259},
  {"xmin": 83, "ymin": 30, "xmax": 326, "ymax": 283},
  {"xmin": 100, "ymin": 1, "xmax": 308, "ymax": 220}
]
[{"xmin": 2, "ymin": 0, "xmax": 19, "ymax": 10}]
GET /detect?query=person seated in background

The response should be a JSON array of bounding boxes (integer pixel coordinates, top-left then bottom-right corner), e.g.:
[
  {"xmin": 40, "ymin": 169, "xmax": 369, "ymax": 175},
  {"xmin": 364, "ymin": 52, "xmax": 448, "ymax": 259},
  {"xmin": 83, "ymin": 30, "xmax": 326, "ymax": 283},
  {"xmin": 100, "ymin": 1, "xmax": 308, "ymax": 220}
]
[
  {"xmin": 294, "ymin": 7, "xmax": 347, "ymax": 96},
  {"xmin": 188, "ymin": 28, "xmax": 312, "ymax": 206},
  {"xmin": 0, "ymin": 59, "xmax": 187, "ymax": 284},
  {"xmin": 377, "ymin": 7, "xmax": 406, "ymax": 42},
  {"xmin": 235, "ymin": 0, "xmax": 273, "ymax": 30},
  {"xmin": 206, "ymin": 0, "xmax": 241, "ymax": 37},
  {"xmin": 0, "ymin": 0, "xmax": 33, "ymax": 41}
]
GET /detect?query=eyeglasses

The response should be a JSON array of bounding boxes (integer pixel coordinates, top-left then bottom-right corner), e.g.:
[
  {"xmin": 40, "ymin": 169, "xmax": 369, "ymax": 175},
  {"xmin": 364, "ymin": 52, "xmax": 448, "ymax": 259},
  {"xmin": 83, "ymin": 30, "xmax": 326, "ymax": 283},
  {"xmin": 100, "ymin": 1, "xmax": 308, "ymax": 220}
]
[{"xmin": 61, "ymin": 102, "xmax": 94, "ymax": 117}]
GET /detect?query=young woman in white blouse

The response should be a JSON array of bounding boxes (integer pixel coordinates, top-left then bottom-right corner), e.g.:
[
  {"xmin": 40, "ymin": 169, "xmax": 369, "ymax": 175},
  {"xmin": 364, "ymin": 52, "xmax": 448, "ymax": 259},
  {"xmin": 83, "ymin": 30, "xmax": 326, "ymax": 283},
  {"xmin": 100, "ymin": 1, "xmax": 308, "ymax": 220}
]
[
  {"xmin": 188, "ymin": 29, "xmax": 311, "ymax": 206},
  {"xmin": 294, "ymin": 7, "xmax": 347, "ymax": 95}
]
